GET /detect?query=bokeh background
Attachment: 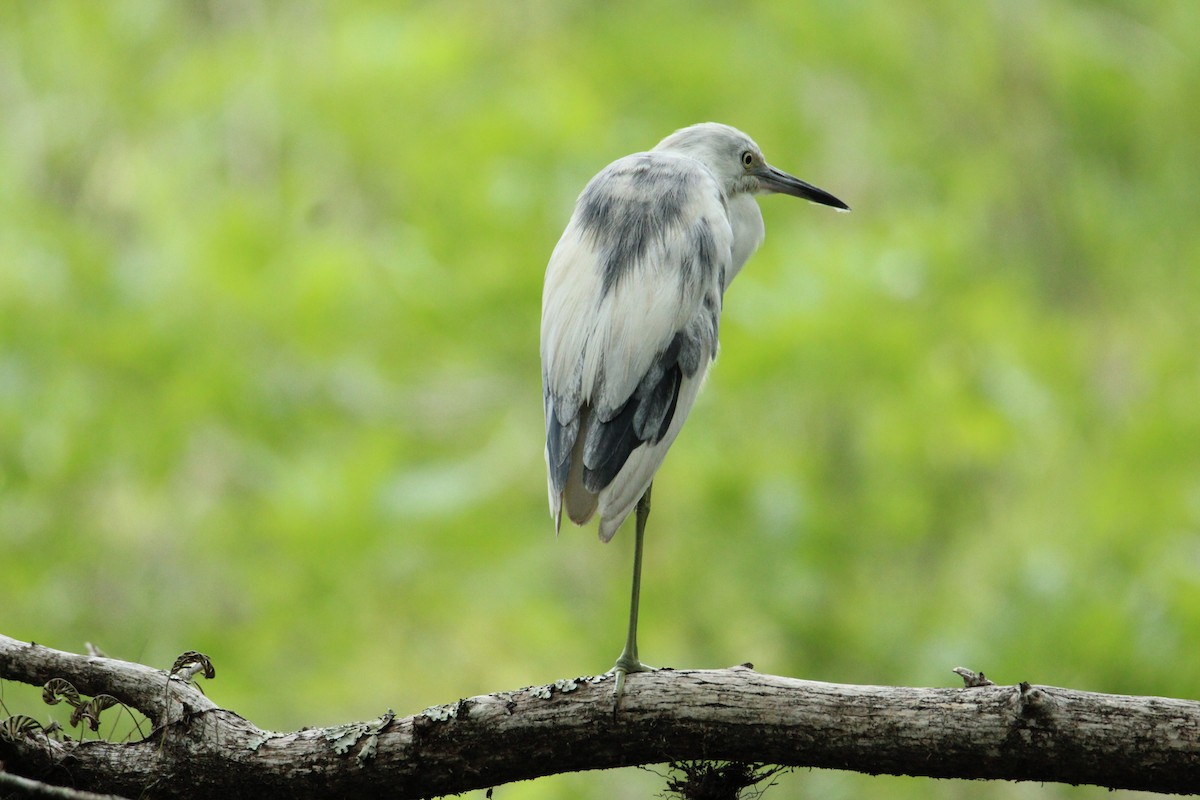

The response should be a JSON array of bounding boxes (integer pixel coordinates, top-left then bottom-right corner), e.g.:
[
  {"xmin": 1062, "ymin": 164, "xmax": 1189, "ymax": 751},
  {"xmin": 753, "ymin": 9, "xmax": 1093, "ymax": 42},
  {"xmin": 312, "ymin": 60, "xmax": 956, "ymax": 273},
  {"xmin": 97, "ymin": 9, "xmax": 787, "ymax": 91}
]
[{"xmin": 3, "ymin": 1, "xmax": 1198, "ymax": 797}]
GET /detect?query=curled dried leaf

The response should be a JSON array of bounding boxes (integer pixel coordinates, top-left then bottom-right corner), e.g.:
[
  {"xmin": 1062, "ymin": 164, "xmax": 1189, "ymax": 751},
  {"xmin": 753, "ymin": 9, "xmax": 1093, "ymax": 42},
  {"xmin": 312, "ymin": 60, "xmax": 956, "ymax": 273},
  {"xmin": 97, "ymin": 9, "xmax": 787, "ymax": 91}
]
[
  {"xmin": 0, "ymin": 715, "xmax": 44, "ymax": 742},
  {"xmin": 170, "ymin": 650, "xmax": 216, "ymax": 680},
  {"xmin": 90, "ymin": 694, "xmax": 120, "ymax": 715},
  {"xmin": 66, "ymin": 695, "xmax": 126, "ymax": 732},
  {"xmin": 70, "ymin": 703, "xmax": 94, "ymax": 730},
  {"xmin": 43, "ymin": 678, "xmax": 83, "ymax": 708}
]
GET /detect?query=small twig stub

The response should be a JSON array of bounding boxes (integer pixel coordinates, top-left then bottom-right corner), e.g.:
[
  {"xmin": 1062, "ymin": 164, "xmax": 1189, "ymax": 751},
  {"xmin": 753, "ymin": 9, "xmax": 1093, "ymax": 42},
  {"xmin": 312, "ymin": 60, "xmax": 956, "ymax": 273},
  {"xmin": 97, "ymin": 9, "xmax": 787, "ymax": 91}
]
[{"xmin": 953, "ymin": 667, "xmax": 995, "ymax": 688}]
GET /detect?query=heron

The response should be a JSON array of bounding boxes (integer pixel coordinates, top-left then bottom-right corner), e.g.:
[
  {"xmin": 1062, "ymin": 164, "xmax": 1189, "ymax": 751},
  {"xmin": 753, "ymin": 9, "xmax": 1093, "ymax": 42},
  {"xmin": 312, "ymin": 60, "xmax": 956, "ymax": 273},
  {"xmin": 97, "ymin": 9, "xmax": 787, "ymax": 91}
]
[{"xmin": 540, "ymin": 122, "xmax": 848, "ymax": 696}]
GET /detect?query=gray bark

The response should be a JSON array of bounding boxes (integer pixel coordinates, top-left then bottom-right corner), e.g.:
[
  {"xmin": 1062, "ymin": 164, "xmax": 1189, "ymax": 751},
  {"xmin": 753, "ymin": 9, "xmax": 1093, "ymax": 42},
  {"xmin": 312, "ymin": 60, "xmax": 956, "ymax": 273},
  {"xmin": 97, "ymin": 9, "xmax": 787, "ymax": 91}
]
[{"xmin": 2, "ymin": 634, "xmax": 1198, "ymax": 798}]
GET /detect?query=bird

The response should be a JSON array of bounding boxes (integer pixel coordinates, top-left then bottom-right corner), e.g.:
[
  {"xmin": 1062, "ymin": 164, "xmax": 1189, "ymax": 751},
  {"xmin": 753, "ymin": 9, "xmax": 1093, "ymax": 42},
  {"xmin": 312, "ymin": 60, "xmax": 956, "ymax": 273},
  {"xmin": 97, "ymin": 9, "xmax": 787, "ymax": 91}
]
[{"xmin": 540, "ymin": 122, "xmax": 848, "ymax": 696}]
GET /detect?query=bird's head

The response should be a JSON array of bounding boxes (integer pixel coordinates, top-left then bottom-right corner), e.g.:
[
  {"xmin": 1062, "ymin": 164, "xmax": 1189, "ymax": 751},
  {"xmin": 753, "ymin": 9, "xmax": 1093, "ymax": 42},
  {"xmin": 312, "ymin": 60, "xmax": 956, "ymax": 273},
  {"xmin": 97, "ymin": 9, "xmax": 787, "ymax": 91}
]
[{"xmin": 653, "ymin": 122, "xmax": 848, "ymax": 210}]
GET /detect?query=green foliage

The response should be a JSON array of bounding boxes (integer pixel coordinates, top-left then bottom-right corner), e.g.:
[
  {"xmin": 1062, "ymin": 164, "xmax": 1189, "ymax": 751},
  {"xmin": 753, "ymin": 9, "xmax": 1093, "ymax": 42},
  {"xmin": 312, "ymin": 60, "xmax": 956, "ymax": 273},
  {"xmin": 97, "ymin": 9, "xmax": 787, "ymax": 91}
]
[{"xmin": 2, "ymin": 1, "xmax": 1198, "ymax": 797}]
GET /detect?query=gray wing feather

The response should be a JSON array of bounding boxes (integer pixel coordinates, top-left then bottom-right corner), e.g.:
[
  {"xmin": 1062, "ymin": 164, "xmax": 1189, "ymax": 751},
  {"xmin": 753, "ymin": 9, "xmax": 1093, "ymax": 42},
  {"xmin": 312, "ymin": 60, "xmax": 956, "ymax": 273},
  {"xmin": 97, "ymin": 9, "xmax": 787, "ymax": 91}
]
[{"xmin": 541, "ymin": 151, "xmax": 731, "ymax": 532}]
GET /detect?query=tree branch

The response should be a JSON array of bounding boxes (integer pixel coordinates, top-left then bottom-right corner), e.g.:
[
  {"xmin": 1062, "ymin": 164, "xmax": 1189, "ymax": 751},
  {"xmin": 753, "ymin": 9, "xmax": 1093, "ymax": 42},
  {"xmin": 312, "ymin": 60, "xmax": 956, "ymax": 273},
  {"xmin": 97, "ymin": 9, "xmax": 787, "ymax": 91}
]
[{"xmin": 2, "ymin": 634, "xmax": 1197, "ymax": 798}]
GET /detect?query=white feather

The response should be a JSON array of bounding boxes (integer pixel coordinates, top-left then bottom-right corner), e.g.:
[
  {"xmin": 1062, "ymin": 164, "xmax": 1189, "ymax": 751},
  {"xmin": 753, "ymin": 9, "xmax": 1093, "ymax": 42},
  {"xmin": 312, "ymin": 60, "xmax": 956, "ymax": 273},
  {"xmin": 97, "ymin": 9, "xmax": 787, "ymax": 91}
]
[
  {"xmin": 541, "ymin": 122, "xmax": 845, "ymax": 542},
  {"xmin": 541, "ymin": 158, "xmax": 732, "ymax": 538}
]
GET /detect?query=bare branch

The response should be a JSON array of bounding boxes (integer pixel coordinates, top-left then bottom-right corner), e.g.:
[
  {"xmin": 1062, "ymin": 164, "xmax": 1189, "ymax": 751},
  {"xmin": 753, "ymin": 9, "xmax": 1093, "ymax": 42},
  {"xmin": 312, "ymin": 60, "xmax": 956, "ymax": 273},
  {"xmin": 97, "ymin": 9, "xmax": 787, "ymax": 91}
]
[
  {"xmin": 2, "ymin": 634, "xmax": 1198, "ymax": 798},
  {"xmin": 0, "ymin": 771, "xmax": 132, "ymax": 800},
  {"xmin": 0, "ymin": 636, "xmax": 217, "ymax": 729}
]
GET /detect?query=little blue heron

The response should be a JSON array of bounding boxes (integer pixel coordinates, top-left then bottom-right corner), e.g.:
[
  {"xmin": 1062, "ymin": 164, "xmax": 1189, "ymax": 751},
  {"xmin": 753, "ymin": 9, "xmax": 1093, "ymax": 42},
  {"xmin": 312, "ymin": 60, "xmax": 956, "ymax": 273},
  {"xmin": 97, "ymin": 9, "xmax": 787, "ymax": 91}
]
[{"xmin": 540, "ymin": 122, "xmax": 849, "ymax": 696}]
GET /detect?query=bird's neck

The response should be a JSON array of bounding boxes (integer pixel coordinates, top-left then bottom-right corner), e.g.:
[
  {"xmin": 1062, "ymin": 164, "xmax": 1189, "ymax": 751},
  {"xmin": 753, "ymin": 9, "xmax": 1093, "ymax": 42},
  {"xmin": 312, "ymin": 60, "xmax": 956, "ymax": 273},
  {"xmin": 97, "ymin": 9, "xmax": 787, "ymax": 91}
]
[{"xmin": 726, "ymin": 194, "xmax": 765, "ymax": 289}]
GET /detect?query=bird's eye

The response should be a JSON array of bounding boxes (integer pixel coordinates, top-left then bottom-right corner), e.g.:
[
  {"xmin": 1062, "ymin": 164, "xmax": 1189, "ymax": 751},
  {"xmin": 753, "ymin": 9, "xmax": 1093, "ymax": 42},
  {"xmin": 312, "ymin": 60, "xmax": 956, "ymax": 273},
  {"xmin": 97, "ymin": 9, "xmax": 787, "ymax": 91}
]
[{"xmin": 741, "ymin": 151, "xmax": 754, "ymax": 169}]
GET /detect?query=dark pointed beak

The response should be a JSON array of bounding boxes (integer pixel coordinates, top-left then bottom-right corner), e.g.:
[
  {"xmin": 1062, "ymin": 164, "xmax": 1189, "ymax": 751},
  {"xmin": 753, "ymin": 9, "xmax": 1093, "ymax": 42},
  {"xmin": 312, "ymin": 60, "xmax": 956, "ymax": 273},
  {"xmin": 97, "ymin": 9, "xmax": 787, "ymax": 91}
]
[{"xmin": 757, "ymin": 165, "xmax": 849, "ymax": 211}]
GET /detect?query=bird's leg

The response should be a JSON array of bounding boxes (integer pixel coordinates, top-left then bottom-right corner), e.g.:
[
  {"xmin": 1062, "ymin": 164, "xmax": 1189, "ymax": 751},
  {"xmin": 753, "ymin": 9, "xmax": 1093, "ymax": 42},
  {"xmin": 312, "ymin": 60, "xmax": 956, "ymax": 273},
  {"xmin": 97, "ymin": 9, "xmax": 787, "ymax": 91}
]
[{"xmin": 613, "ymin": 484, "xmax": 654, "ymax": 698}]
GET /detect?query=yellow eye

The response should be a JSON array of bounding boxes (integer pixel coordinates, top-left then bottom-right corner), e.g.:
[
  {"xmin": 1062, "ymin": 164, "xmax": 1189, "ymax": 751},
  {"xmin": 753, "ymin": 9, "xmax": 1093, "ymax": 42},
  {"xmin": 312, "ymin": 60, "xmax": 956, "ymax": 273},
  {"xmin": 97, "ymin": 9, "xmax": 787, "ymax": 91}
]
[{"xmin": 741, "ymin": 151, "xmax": 754, "ymax": 168}]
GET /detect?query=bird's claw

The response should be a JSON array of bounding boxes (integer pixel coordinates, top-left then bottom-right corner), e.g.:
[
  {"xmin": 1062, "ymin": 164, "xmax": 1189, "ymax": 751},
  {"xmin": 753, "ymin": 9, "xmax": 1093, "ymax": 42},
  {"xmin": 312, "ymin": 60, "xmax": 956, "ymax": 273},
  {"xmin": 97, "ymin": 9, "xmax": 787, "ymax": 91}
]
[{"xmin": 611, "ymin": 654, "xmax": 653, "ymax": 698}]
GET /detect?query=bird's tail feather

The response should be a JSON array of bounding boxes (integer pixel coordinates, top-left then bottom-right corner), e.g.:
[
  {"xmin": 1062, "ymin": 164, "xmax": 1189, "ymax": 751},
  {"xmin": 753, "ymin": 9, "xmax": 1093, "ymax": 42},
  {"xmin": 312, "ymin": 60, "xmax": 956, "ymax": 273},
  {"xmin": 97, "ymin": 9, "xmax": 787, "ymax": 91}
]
[{"xmin": 563, "ymin": 410, "xmax": 598, "ymax": 526}]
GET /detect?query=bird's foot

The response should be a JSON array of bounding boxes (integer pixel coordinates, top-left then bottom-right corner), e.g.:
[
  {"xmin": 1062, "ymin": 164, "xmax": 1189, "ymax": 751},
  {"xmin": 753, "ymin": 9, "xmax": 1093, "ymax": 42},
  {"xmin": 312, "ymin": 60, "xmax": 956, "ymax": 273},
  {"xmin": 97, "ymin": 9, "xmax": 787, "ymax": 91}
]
[{"xmin": 612, "ymin": 653, "xmax": 654, "ymax": 698}]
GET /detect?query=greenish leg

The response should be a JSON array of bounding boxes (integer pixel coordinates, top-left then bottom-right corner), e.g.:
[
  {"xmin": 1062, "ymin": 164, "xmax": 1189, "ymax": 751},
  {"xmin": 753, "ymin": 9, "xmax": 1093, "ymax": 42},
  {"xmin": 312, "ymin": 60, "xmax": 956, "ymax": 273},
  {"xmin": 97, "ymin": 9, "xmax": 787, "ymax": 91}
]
[{"xmin": 613, "ymin": 484, "xmax": 654, "ymax": 698}]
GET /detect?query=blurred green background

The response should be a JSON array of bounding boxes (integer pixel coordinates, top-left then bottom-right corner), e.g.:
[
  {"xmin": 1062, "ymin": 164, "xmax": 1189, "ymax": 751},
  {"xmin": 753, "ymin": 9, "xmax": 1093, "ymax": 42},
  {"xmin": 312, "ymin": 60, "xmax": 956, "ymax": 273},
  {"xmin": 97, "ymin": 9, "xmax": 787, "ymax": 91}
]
[{"xmin": 2, "ymin": 1, "xmax": 1198, "ymax": 797}]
